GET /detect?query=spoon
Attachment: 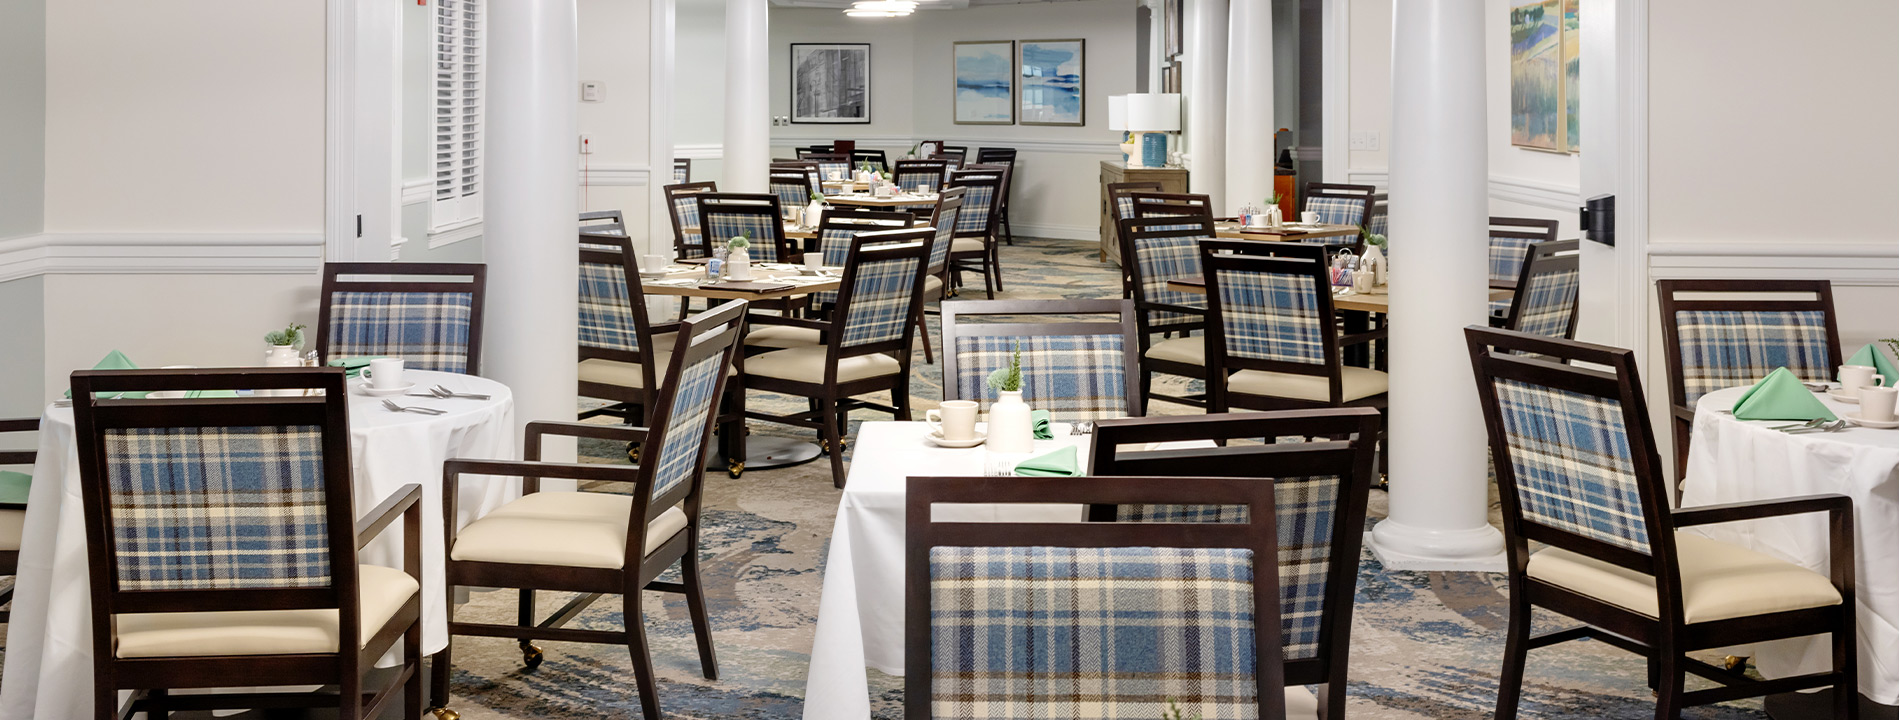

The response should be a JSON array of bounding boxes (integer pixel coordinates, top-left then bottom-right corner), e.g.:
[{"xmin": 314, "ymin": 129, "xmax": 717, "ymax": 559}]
[{"xmin": 382, "ymin": 399, "xmax": 447, "ymax": 415}]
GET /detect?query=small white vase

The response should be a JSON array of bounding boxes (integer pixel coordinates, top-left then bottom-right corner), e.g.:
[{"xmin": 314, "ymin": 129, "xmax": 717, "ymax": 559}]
[
  {"xmin": 985, "ymin": 390, "xmax": 1035, "ymax": 454},
  {"xmin": 806, "ymin": 199, "xmax": 827, "ymax": 227},
  {"xmin": 263, "ymin": 344, "xmax": 302, "ymax": 397},
  {"xmin": 727, "ymin": 249, "xmax": 753, "ymax": 280}
]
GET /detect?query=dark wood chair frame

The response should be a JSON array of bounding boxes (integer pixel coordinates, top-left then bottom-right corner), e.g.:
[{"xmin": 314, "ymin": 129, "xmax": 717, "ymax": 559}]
[
  {"xmin": 70, "ymin": 367, "xmax": 423, "ymax": 720},
  {"xmin": 893, "ymin": 159, "xmax": 953, "ymax": 192},
  {"xmin": 770, "ymin": 168, "xmax": 822, "ymax": 211},
  {"xmin": 432, "ymin": 300, "xmax": 747, "ymax": 720},
  {"xmin": 1116, "ymin": 212, "xmax": 1217, "ymax": 412},
  {"xmin": 1202, "ymin": 241, "xmax": 1386, "ymax": 411},
  {"xmin": 945, "ymin": 169, "xmax": 1006, "ymax": 298},
  {"xmin": 1493, "ymin": 239, "xmax": 1582, "ymax": 337},
  {"xmin": 315, "ymin": 262, "xmax": 488, "ymax": 375},
  {"xmin": 694, "ymin": 193, "xmax": 796, "ymax": 264},
  {"xmin": 904, "ymin": 474, "xmax": 1287, "ymax": 720},
  {"xmin": 742, "ymin": 230, "xmax": 932, "ymax": 488},
  {"xmin": 939, "ymin": 298, "xmax": 1144, "ymax": 420},
  {"xmin": 1487, "ymin": 216, "xmax": 1561, "ymax": 290},
  {"xmin": 1655, "ymin": 279, "xmax": 1843, "ymax": 485},
  {"xmin": 850, "ymin": 149, "xmax": 889, "ymax": 174},
  {"xmin": 0, "ymin": 417, "xmax": 35, "ymax": 623},
  {"xmin": 578, "ymin": 209, "xmax": 626, "ymax": 236},
  {"xmin": 1301, "ymin": 182, "xmax": 1378, "ymax": 229},
  {"xmin": 672, "ymin": 158, "xmax": 692, "ymax": 183},
  {"xmin": 913, "ymin": 188, "xmax": 967, "ymax": 364},
  {"xmin": 1084, "ymin": 408, "xmax": 1381, "ymax": 720},
  {"xmin": 1105, "ymin": 181, "xmax": 1168, "ymax": 294},
  {"xmin": 1466, "ymin": 326, "xmax": 1859, "ymax": 720},
  {"xmin": 663, "ymin": 181, "xmax": 720, "ymax": 259}
]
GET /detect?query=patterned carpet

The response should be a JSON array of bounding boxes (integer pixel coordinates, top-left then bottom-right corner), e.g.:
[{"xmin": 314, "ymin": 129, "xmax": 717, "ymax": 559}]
[{"xmin": 421, "ymin": 238, "xmax": 1772, "ymax": 719}]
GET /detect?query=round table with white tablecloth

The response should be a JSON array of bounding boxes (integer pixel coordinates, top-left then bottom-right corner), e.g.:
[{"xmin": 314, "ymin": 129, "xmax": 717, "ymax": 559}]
[
  {"xmin": 0, "ymin": 370, "xmax": 519, "ymax": 720},
  {"xmin": 1681, "ymin": 384, "xmax": 1898, "ymax": 707}
]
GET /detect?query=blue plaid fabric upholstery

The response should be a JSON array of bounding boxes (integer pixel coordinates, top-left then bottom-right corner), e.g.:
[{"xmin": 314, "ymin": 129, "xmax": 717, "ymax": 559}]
[
  {"xmin": 839, "ymin": 254, "xmax": 920, "ymax": 347},
  {"xmin": 812, "ymin": 222, "xmax": 913, "ymax": 305},
  {"xmin": 578, "ymin": 260, "xmax": 641, "ymax": 353},
  {"xmin": 1490, "ymin": 298, "xmax": 1513, "ymax": 319},
  {"xmin": 1215, "ymin": 268, "xmax": 1325, "ymax": 365},
  {"xmin": 648, "ymin": 353, "xmax": 724, "ymax": 500},
  {"xmin": 1116, "ymin": 476, "xmax": 1340, "ymax": 661},
  {"xmin": 672, "ymin": 194, "xmax": 707, "ymax": 257},
  {"xmin": 1305, "ymin": 196, "xmax": 1368, "ymax": 227},
  {"xmin": 770, "ymin": 176, "xmax": 811, "ymax": 210},
  {"xmin": 953, "ymin": 335, "xmax": 1131, "ymax": 421},
  {"xmin": 1130, "ymin": 231, "xmax": 1210, "ymax": 327},
  {"xmin": 702, "ymin": 210, "xmax": 783, "ymax": 262},
  {"xmin": 895, "ymin": 167, "xmax": 947, "ymax": 192},
  {"xmin": 1367, "ymin": 206, "xmax": 1388, "ymax": 238},
  {"xmin": 929, "ymin": 204, "xmax": 962, "ymax": 273},
  {"xmin": 1114, "ymin": 194, "xmax": 1139, "ymax": 222},
  {"xmin": 1493, "ymin": 379, "xmax": 1649, "ymax": 554},
  {"xmin": 1489, "ymin": 234, "xmax": 1538, "ymax": 284},
  {"xmin": 103, "ymin": 425, "xmax": 330, "ymax": 590},
  {"xmin": 326, "ymin": 291, "xmax": 475, "ymax": 373},
  {"xmin": 929, "ymin": 546, "xmax": 1258, "ymax": 719},
  {"xmin": 817, "ymin": 161, "xmax": 851, "ymax": 188},
  {"xmin": 955, "ymin": 184, "xmax": 997, "ymax": 235},
  {"xmin": 672, "ymin": 165, "xmax": 688, "ymax": 184},
  {"xmin": 1673, "ymin": 310, "xmax": 1833, "ymax": 407},
  {"xmin": 1512, "ymin": 267, "xmax": 1580, "ymax": 339}
]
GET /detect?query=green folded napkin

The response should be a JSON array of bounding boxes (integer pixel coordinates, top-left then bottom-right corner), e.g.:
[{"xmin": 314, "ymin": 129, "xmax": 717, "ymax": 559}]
[
  {"xmin": 1031, "ymin": 409, "xmax": 1053, "ymax": 440},
  {"xmin": 1012, "ymin": 445, "xmax": 1080, "ymax": 477},
  {"xmin": 66, "ymin": 350, "xmax": 142, "ymax": 399},
  {"xmin": 0, "ymin": 470, "xmax": 29, "ymax": 505},
  {"xmin": 1843, "ymin": 344, "xmax": 1897, "ymax": 387},
  {"xmin": 1732, "ymin": 367, "xmax": 1837, "ymax": 422},
  {"xmin": 327, "ymin": 356, "xmax": 387, "ymax": 379}
]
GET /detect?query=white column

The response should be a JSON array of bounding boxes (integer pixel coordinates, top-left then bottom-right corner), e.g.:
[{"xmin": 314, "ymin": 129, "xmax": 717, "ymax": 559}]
[
  {"xmin": 648, "ymin": 0, "xmax": 678, "ymax": 258},
  {"xmin": 484, "ymin": 0, "xmax": 580, "ymax": 446},
  {"xmin": 723, "ymin": 0, "xmax": 769, "ymax": 193},
  {"xmin": 1365, "ymin": 0, "xmax": 1504, "ymax": 572},
  {"xmin": 1224, "ymin": 0, "xmax": 1273, "ymax": 214},
  {"xmin": 1183, "ymin": 0, "xmax": 1227, "ymax": 211}
]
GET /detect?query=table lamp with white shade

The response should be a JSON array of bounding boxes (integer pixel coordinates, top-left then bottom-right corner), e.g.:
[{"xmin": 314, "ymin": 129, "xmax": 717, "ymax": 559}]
[
  {"xmin": 1124, "ymin": 93, "xmax": 1181, "ymax": 169},
  {"xmin": 1108, "ymin": 95, "xmax": 1132, "ymax": 163}
]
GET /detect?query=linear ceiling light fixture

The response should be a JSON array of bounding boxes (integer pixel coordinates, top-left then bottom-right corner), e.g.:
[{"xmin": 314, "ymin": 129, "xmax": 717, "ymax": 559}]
[{"xmin": 845, "ymin": 1, "xmax": 916, "ymax": 17}]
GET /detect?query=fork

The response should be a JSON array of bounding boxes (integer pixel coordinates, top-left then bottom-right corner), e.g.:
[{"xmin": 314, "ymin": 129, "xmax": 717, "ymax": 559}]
[
  {"xmin": 1785, "ymin": 420, "xmax": 1848, "ymax": 434},
  {"xmin": 431, "ymin": 385, "xmax": 491, "ymax": 400},
  {"xmin": 381, "ymin": 399, "xmax": 447, "ymax": 415}
]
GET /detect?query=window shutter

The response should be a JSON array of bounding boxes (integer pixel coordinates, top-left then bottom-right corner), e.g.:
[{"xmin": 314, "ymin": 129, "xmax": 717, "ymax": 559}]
[{"xmin": 432, "ymin": 0, "xmax": 484, "ymax": 231}]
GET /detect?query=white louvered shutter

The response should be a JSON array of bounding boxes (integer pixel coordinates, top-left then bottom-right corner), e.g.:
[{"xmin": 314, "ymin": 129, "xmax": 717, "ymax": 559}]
[{"xmin": 432, "ymin": 0, "xmax": 484, "ymax": 231}]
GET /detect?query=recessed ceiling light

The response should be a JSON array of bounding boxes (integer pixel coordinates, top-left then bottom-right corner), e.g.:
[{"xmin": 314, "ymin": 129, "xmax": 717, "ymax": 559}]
[{"xmin": 845, "ymin": 0, "xmax": 916, "ymax": 17}]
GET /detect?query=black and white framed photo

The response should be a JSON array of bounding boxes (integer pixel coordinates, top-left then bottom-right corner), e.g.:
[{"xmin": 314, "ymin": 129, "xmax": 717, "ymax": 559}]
[{"xmin": 790, "ymin": 43, "xmax": 871, "ymax": 124}]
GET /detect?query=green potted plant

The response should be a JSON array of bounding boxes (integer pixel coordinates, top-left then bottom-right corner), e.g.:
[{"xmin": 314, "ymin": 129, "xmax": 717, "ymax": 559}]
[{"xmin": 262, "ymin": 323, "xmax": 307, "ymax": 377}]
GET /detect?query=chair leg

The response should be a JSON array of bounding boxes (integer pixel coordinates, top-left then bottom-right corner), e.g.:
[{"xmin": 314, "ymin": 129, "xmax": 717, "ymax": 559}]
[
  {"xmin": 682, "ymin": 541, "xmax": 722, "ymax": 680},
  {"xmin": 1652, "ymin": 649, "xmax": 1685, "ymax": 720},
  {"xmin": 821, "ymin": 396, "xmax": 847, "ymax": 488},
  {"xmin": 1837, "ymin": 595, "xmax": 1861, "ymax": 720},
  {"xmin": 988, "ymin": 241, "xmax": 1004, "ymax": 293},
  {"xmin": 339, "ymin": 659, "xmax": 362, "ymax": 720},
  {"xmin": 623, "ymin": 593, "xmax": 665, "ymax": 720},
  {"xmin": 429, "ymin": 584, "xmax": 455, "ymax": 715},
  {"xmin": 1494, "ymin": 593, "xmax": 1531, "ymax": 720},
  {"xmin": 893, "ymin": 375, "xmax": 913, "ymax": 421},
  {"xmin": 95, "ymin": 685, "xmax": 117, "ymax": 720},
  {"xmin": 405, "ymin": 602, "xmax": 425, "ymax": 720},
  {"xmin": 916, "ymin": 307, "xmax": 935, "ymax": 364},
  {"xmin": 518, "ymin": 589, "xmax": 543, "ymax": 670}
]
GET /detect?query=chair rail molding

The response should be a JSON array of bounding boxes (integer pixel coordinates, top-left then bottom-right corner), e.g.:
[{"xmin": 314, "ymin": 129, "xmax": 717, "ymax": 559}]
[
  {"xmin": 579, "ymin": 164, "xmax": 651, "ymax": 187},
  {"xmin": 0, "ymin": 233, "xmax": 326, "ymax": 283},
  {"xmin": 1648, "ymin": 241, "xmax": 1899, "ymax": 287},
  {"xmin": 1344, "ymin": 168, "xmax": 1583, "ymax": 212}
]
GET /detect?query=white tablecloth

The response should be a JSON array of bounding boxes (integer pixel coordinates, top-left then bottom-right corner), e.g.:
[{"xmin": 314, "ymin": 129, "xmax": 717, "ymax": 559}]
[
  {"xmin": 1681, "ymin": 385, "xmax": 1899, "ymax": 704},
  {"xmin": 0, "ymin": 371, "xmax": 519, "ymax": 720}
]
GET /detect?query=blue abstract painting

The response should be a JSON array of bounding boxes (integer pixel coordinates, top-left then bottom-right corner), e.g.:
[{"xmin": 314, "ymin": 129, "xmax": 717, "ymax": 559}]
[
  {"xmin": 1019, "ymin": 39, "xmax": 1084, "ymax": 126},
  {"xmin": 954, "ymin": 41, "xmax": 1014, "ymax": 125}
]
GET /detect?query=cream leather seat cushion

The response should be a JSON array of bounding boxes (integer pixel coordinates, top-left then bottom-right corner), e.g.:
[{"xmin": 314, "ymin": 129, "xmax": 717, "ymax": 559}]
[
  {"xmin": 950, "ymin": 238, "xmax": 986, "ymax": 254},
  {"xmin": 1227, "ymin": 366, "xmax": 1388, "ymax": 403},
  {"xmin": 114, "ymin": 565, "xmax": 418, "ymax": 658},
  {"xmin": 923, "ymin": 275, "xmax": 944, "ymax": 299},
  {"xmin": 745, "ymin": 346, "xmax": 901, "ymax": 384},
  {"xmin": 1526, "ymin": 532, "xmax": 1841, "ymax": 623},
  {"xmin": 1145, "ymin": 337, "xmax": 1206, "ymax": 367},
  {"xmin": 746, "ymin": 326, "xmax": 824, "ymax": 349},
  {"xmin": 0, "ymin": 509, "xmax": 24, "ymax": 552},
  {"xmin": 451, "ymin": 492, "xmax": 688, "ymax": 570}
]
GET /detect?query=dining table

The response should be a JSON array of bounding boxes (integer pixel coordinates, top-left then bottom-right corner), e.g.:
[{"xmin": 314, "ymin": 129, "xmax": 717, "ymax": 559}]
[
  {"xmin": 821, "ymin": 191, "xmax": 939, "ymax": 209},
  {"xmin": 1164, "ymin": 276, "xmax": 1513, "ymax": 315},
  {"xmin": 1680, "ymin": 384, "xmax": 1899, "ymax": 715},
  {"xmin": 0, "ymin": 370, "xmax": 518, "ymax": 720},
  {"xmin": 1213, "ymin": 220, "xmax": 1362, "ymax": 243},
  {"xmin": 640, "ymin": 262, "xmax": 842, "ymax": 302}
]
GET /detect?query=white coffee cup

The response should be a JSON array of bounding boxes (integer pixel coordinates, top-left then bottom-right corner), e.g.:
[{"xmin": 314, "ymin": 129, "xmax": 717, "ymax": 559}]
[
  {"xmin": 805, "ymin": 253, "xmax": 825, "ymax": 271},
  {"xmin": 875, "ymin": 184, "xmax": 894, "ymax": 198},
  {"xmin": 1301, "ymin": 211, "xmax": 1321, "ymax": 225},
  {"xmin": 926, "ymin": 400, "xmax": 979, "ymax": 442},
  {"xmin": 1840, "ymin": 364, "xmax": 1885, "ymax": 391},
  {"xmin": 366, "ymin": 358, "xmax": 405, "ymax": 390},
  {"xmin": 828, "ymin": 170, "xmax": 843, "ymax": 181},
  {"xmin": 1248, "ymin": 213, "xmax": 1271, "ymax": 228},
  {"xmin": 917, "ymin": 184, "xmax": 932, "ymax": 195},
  {"xmin": 1859, "ymin": 386, "xmax": 1898, "ymax": 423},
  {"xmin": 642, "ymin": 254, "xmax": 667, "ymax": 273}
]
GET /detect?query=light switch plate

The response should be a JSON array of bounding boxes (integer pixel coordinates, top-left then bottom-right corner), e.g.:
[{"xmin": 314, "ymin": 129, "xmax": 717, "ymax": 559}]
[
  {"xmin": 581, "ymin": 81, "xmax": 602, "ymax": 102},
  {"xmin": 1349, "ymin": 131, "xmax": 1380, "ymax": 151},
  {"xmin": 579, "ymin": 134, "xmax": 593, "ymax": 154}
]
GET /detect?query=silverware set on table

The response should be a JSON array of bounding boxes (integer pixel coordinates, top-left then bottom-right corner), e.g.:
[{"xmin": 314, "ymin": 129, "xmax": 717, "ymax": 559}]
[
  {"xmin": 1769, "ymin": 418, "xmax": 1848, "ymax": 434},
  {"xmin": 385, "ymin": 385, "xmax": 490, "ymax": 415}
]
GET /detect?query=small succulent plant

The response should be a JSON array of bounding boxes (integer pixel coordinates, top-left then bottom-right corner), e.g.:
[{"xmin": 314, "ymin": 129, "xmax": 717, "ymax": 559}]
[
  {"xmin": 984, "ymin": 341, "xmax": 1023, "ymax": 393},
  {"xmin": 727, "ymin": 233, "xmax": 751, "ymax": 250},
  {"xmin": 264, "ymin": 323, "xmax": 306, "ymax": 348}
]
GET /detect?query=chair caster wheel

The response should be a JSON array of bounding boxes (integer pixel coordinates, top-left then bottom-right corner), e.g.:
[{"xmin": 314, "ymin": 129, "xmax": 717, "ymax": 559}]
[
  {"xmin": 1723, "ymin": 655, "xmax": 1749, "ymax": 673},
  {"xmin": 1377, "ymin": 475, "xmax": 1389, "ymax": 491},
  {"xmin": 821, "ymin": 439, "xmax": 848, "ymax": 454},
  {"xmin": 428, "ymin": 707, "xmax": 460, "ymax": 720},
  {"xmin": 728, "ymin": 460, "xmax": 744, "ymax": 479},
  {"xmin": 626, "ymin": 442, "xmax": 641, "ymax": 464},
  {"xmin": 521, "ymin": 643, "xmax": 544, "ymax": 670}
]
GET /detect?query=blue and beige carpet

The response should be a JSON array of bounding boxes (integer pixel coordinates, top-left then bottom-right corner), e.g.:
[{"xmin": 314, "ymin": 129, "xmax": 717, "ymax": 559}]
[{"xmin": 428, "ymin": 238, "xmax": 1770, "ymax": 719}]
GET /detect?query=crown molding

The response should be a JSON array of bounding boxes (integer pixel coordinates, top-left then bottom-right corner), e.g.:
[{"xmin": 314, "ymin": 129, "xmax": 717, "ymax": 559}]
[{"xmin": 0, "ymin": 233, "xmax": 325, "ymax": 284}]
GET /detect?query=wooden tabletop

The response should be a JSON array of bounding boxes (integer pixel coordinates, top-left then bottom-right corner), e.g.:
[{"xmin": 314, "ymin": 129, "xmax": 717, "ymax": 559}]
[
  {"xmin": 1165, "ymin": 277, "xmax": 1513, "ymax": 314},
  {"xmin": 640, "ymin": 264, "xmax": 841, "ymax": 301},
  {"xmin": 1212, "ymin": 222, "xmax": 1361, "ymax": 242},
  {"xmin": 824, "ymin": 192, "xmax": 939, "ymax": 208}
]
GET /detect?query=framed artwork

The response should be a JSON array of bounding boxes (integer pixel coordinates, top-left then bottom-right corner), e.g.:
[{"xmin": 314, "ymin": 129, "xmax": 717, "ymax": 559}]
[
  {"xmin": 1562, "ymin": 0, "xmax": 1580, "ymax": 152},
  {"xmin": 1508, "ymin": 0, "xmax": 1562, "ymax": 151},
  {"xmin": 1018, "ymin": 39, "xmax": 1085, "ymax": 126},
  {"xmin": 790, "ymin": 43, "xmax": 871, "ymax": 124},
  {"xmin": 953, "ymin": 41, "xmax": 1015, "ymax": 125},
  {"xmin": 1164, "ymin": 0, "xmax": 1182, "ymax": 59}
]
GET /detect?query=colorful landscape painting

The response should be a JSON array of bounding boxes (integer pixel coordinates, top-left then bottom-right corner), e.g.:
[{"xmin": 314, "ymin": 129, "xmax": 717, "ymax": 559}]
[
  {"xmin": 1509, "ymin": 0, "xmax": 1562, "ymax": 151},
  {"xmin": 1562, "ymin": 0, "xmax": 1580, "ymax": 152},
  {"xmin": 953, "ymin": 41, "xmax": 1014, "ymax": 125},
  {"xmin": 1019, "ymin": 39, "xmax": 1085, "ymax": 126}
]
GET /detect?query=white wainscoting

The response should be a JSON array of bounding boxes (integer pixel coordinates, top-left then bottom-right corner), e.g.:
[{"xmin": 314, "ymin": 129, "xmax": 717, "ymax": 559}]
[
  {"xmin": 0, "ymin": 233, "xmax": 325, "ymax": 283},
  {"xmin": 1648, "ymin": 241, "xmax": 1900, "ymax": 287},
  {"xmin": 1344, "ymin": 167, "xmax": 1583, "ymax": 212},
  {"xmin": 579, "ymin": 164, "xmax": 651, "ymax": 187}
]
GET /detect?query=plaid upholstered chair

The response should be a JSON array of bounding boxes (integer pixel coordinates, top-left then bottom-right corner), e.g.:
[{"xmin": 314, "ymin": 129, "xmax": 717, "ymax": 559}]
[
  {"xmin": 743, "ymin": 229, "xmax": 932, "ymax": 487},
  {"xmin": 69, "ymin": 367, "xmax": 423, "ymax": 720},
  {"xmin": 0, "ymin": 417, "xmax": 35, "ymax": 623},
  {"xmin": 316, "ymin": 262, "xmax": 487, "ymax": 374},
  {"xmin": 851, "ymin": 149, "xmax": 889, "ymax": 174},
  {"xmin": 432, "ymin": 301, "xmax": 746, "ymax": 720},
  {"xmin": 1657, "ymin": 279, "xmax": 1843, "ymax": 482},
  {"xmin": 696, "ymin": 193, "xmax": 794, "ymax": 263},
  {"xmin": 1301, "ymin": 182, "xmax": 1376, "ymax": 229},
  {"xmin": 744, "ymin": 207, "xmax": 920, "ymax": 349},
  {"xmin": 940, "ymin": 299, "xmax": 1142, "ymax": 421},
  {"xmin": 1085, "ymin": 409, "xmax": 1382, "ymax": 720},
  {"xmin": 906, "ymin": 474, "xmax": 1289, "ymax": 720},
  {"xmin": 1107, "ymin": 181, "xmax": 1165, "ymax": 226},
  {"xmin": 806, "ymin": 153, "xmax": 853, "ymax": 186},
  {"xmin": 946, "ymin": 168, "xmax": 1005, "ymax": 298},
  {"xmin": 1201, "ymin": 241, "xmax": 1387, "ymax": 413},
  {"xmin": 1495, "ymin": 239, "xmax": 1581, "ymax": 340},
  {"xmin": 893, "ymin": 159, "xmax": 952, "ymax": 194},
  {"xmin": 579, "ymin": 209, "xmax": 626, "ymax": 236},
  {"xmin": 1487, "ymin": 216, "xmax": 1560, "ymax": 290},
  {"xmin": 1117, "ymin": 213, "xmax": 1216, "ymax": 412},
  {"xmin": 663, "ymin": 181, "xmax": 718, "ymax": 259},
  {"xmin": 672, "ymin": 158, "xmax": 691, "ymax": 184},
  {"xmin": 1465, "ymin": 326, "xmax": 1859, "ymax": 720},
  {"xmin": 769, "ymin": 169, "xmax": 819, "ymax": 211}
]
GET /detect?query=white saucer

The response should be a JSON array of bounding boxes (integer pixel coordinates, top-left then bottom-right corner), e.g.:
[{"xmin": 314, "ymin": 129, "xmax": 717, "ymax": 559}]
[
  {"xmin": 1828, "ymin": 388, "xmax": 1863, "ymax": 404},
  {"xmin": 925, "ymin": 431, "xmax": 986, "ymax": 448},
  {"xmin": 638, "ymin": 270, "xmax": 671, "ymax": 280},
  {"xmin": 356, "ymin": 381, "xmax": 416, "ymax": 397},
  {"xmin": 1844, "ymin": 413, "xmax": 1899, "ymax": 429}
]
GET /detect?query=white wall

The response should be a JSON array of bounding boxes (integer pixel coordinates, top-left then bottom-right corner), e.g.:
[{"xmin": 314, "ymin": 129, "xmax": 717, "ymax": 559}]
[
  {"xmin": 0, "ymin": 0, "xmax": 44, "ymax": 241},
  {"xmin": 578, "ymin": 0, "xmax": 657, "ymax": 252},
  {"xmin": 676, "ymin": 0, "xmax": 729, "ymax": 185}
]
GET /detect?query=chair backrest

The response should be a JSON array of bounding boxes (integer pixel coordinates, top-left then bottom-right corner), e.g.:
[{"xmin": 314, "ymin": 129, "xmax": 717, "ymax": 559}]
[
  {"xmin": 925, "ymin": 187, "xmax": 966, "ymax": 276},
  {"xmin": 1107, "ymin": 181, "xmax": 1166, "ymax": 223},
  {"xmin": 1488, "ymin": 216, "xmax": 1560, "ymax": 285},
  {"xmin": 1504, "ymin": 239, "xmax": 1582, "ymax": 341},
  {"xmin": 946, "ymin": 169, "xmax": 1003, "ymax": 240},
  {"xmin": 893, "ymin": 160, "xmax": 952, "ymax": 192},
  {"xmin": 806, "ymin": 153, "xmax": 852, "ymax": 184},
  {"xmin": 769, "ymin": 170, "xmax": 818, "ymax": 212},
  {"xmin": 906, "ymin": 474, "xmax": 1286, "ymax": 720},
  {"xmin": 1086, "ymin": 409, "xmax": 1379, "ymax": 681},
  {"xmin": 637, "ymin": 300, "xmax": 747, "ymax": 512},
  {"xmin": 1117, "ymin": 214, "xmax": 1215, "ymax": 332},
  {"xmin": 577, "ymin": 233, "xmax": 667, "ymax": 385},
  {"xmin": 671, "ymin": 158, "xmax": 691, "ymax": 184},
  {"xmin": 696, "ymin": 193, "xmax": 793, "ymax": 263},
  {"xmin": 974, "ymin": 146, "xmax": 1016, "ymax": 165},
  {"xmin": 851, "ymin": 149, "xmax": 889, "ymax": 174},
  {"xmin": 317, "ymin": 262, "xmax": 486, "ymax": 374},
  {"xmin": 811, "ymin": 209, "xmax": 918, "ymax": 306},
  {"xmin": 1129, "ymin": 191, "xmax": 1213, "ymax": 233},
  {"xmin": 940, "ymin": 299, "xmax": 1142, "ymax": 421},
  {"xmin": 827, "ymin": 229, "xmax": 933, "ymax": 362},
  {"xmin": 1201, "ymin": 241, "xmax": 1347, "ymax": 400},
  {"xmin": 1656, "ymin": 279, "xmax": 1843, "ymax": 410},
  {"xmin": 938, "ymin": 144, "xmax": 968, "ymax": 165},
  {"xmin": 578, "ymin": 210, "xmax": 625, "ymax": 236},
  {"xmin": 1365, "ymin": 194, "xmax": 1389, "ymax": 239},
  {"xmin": 795, "ymin": 145, "xmax": 830, "ymax": 159},
  {"xmin": 71, "ymin": 368, "xmax": 360, "ymax": 630},
  {"xmin": 664, "ymin": 181, "xmax": 719, "ymax": 258},
  {"xmin": 1302, "ymin": 182, "xmax": 1376, "ymax": 229},
  {"xmin": 1465, "ymin": 327, "xmax": 1675, "ymax": 584}
]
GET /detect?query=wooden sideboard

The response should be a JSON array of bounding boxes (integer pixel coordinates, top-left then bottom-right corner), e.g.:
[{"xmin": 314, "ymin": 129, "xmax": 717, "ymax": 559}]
[{"xmin": 1098, "ymin": 161, "xmax": 1189, "ymax": 265}]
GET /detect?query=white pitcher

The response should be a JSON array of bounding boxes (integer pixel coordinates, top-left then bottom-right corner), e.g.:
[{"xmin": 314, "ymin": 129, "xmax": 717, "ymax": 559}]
[{"xmin": 985, "ymin": 391, "xmax": 1035, "ymax": 454}]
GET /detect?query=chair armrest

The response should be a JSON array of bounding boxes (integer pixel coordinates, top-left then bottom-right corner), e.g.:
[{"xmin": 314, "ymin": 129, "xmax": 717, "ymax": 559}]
[
  {"xmin": 526, "ymin": 421, "xmax": 648, "ymax": 451},
  {"xmin": 747, "ymin": 314, "xmax": 832, "ymax": 331},
  {"xmin": 443, "ymin": 458, "xmax": 643, "ymax": 486},
  {"xmin": 1490, "ymin": 279, "xmax": 1519, "ymax": 291},
  {"xmin": 1672, "ymin": 404, "xmax": 1697, "ymax": 423},
  {"xmin": 355, "ymin": 483, "xmax": 421, "ymax": 551},
  {"xmin": 1339, "ymin": 328, "xmax": 1389, "ymax": 347},
  {"xmin": 1672, "ymin": 493, "xmax": 1852, "ymax": 527},
  {"xmin": 649, "ymin": 320, "xmax": 684, "ymax": 337}
]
